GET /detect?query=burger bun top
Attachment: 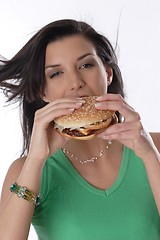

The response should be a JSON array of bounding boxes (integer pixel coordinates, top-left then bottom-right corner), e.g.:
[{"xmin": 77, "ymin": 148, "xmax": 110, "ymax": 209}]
[{"xmin": 54, "ymin": 96, "xmax": 115, "ymax": 129}]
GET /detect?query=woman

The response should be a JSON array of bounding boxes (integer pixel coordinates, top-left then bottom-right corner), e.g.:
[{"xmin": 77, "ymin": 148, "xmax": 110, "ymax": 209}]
[{"xmin": 0, "ymin": 19, "xmax": 160, "ymax": 240}]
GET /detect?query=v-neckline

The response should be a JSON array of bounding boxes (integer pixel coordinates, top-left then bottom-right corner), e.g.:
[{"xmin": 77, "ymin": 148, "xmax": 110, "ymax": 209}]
[{"xmin": 58, "ymin": 146, "xmax": 129, "ymax": 197}]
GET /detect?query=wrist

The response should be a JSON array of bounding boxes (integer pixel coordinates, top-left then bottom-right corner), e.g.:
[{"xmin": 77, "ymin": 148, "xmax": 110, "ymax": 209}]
[
  {"xmin": 25, "ymin": 154, "xmax": 47, "ymax": 169},
  {"xmin": 16, "ymin": 158, "xmax": 44, "ymax": 195},
  {"xmin": 10, "ymin": 182, "xmax": 42, "ymax": 206},
  {"xmin": 140, "ymin": 149, "xmax": 160, "ymax": 165}
]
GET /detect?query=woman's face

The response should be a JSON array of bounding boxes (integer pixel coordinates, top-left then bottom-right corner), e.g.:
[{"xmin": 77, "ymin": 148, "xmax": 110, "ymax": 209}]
[{"xmin": 43, "ymin": 34, "xmax": 112, "ymax": 102}]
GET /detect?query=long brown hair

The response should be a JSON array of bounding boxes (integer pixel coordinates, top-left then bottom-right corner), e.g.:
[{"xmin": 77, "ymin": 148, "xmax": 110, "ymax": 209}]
[{"xmin": 0, "ymin": 19, "xmax": 125, "ymax": 156}]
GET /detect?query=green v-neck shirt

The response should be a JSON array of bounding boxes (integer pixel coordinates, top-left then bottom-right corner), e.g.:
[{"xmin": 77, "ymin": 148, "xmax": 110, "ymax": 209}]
[{"xmin": 32, "ymin": 146, "xmax": 160, "ymax": 239}]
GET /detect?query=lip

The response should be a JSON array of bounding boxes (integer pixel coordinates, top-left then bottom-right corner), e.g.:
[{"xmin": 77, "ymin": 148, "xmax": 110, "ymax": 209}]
[
  {"xmin": 66, "ymin": 94, "xmax": 93, "ymax": 98},
  {"xmin": 78, "ymin": 95, "xmax": 89, "ymax": 98},
  {"xmin": 68, "ymin": 94, "xmax": 89, "ymax": 98}
]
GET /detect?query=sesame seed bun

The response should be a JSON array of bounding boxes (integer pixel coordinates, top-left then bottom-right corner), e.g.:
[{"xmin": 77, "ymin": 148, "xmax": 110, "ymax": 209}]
[{"xmin": 54, "ymin": 96, "xmax": 117, "ymax": 140}]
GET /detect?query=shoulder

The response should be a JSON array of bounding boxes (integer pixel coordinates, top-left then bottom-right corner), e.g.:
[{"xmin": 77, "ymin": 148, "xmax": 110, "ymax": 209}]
[
  {"xmin": 0, "ymin": 156, "xmax": 26, "ymax": 208},
  {"xmin": 150, "ymin": 132, "xmax": 160, "ymax": 152},
  {"xmin": 5, "ymin": 156, "xmax": 27, "ymax": 180}
]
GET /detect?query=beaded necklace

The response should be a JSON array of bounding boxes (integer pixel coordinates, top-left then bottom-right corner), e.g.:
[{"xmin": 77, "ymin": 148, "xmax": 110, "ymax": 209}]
[{"xmin": 62, "ymin": 141, "xmax": 112, "ymax": 164}]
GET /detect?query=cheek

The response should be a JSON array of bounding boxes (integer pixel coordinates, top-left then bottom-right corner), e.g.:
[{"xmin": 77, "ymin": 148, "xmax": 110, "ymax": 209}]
[
  {"xmin": 98, "ymin": 77, "xmax": 108, "ymax": 92},
  {"xmin": 87, "ymin": 75, "xmax": 107, "ymax": 96},
  {"xmin": 95, "ymin": 70, "xmax": 108, "ymax": 91},
  {"xmin": 44, "ymin": 82, "xmax": 65, "ymax": 101}
]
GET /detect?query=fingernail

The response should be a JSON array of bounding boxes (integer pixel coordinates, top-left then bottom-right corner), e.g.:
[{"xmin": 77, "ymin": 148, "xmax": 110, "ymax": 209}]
[
  {"xmin": 77, "ymin": 99, "xmax": 85, "ymax": 103},
  {"xmin": 96, "ymin": 96, "xmax": 103, "ymax": 100},
  {"xmin": 95, "ymin": 102, "xmax": 102, "ymax": 107},
  {"xmin": 76, "ymin": 102, "xmax": 83, "ymax": 106},
  {"xmin": 77, "ymin": 97, "xmax": 85, "ymax": 101}
]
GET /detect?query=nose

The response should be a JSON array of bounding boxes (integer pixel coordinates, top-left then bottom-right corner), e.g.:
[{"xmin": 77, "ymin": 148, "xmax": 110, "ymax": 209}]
[{"xmin": 68, "ymin": 70, "xmax": 85, "ymax": 91}]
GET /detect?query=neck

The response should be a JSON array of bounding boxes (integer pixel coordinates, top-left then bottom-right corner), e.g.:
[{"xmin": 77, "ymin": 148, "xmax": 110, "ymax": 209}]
[
  {"xmin": 64, "ymin": 137, "xmax": 107, "ymax": 153},
  {"xmin": 63, "ymin": 137, "xmax": 123, "ymax": 165}
]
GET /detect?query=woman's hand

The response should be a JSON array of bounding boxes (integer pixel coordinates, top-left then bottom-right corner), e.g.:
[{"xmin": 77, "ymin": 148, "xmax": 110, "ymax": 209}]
[
  {"xmin": 27, "ymin": 98, "xmax": 84, "ymax": 164},
  {"xmin": 95, "ymin": 94, "xmax": 157, "ymax": 160}
]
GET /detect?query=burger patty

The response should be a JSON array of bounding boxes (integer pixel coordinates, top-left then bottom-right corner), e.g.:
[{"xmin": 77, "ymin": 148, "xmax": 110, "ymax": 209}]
[
  {"xmin": 61, "ymin": 115, "xmax": 117, "ymax": 137},
  {"xmin": 62, "ymin": 128, "xmax": 97, "ymax": 137}
]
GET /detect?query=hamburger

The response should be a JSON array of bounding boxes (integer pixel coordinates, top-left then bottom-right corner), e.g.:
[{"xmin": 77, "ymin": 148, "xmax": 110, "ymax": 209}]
[{"xmin": 54, "ymin": 96, "xmax": 118, "ymax": 140}]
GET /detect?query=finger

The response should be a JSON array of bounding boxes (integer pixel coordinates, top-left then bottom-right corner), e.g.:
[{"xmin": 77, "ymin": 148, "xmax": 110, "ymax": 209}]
[
  {"xmin": 95, "ymin": 100, "xmax": 140, "ymax": 122},
  {"xmin": 96, "ymin": 93, "xmax": 135, "ymax": 111},
  {"xmin": 98, "ymin": 121, "xmax": 142, "ymax": 137},
  {"xmin": 43, "ymin": 101, "xmax": 83, "ymax": 114},
  {"xmin": 37, "ymin": 99, "xmax": 85, "ymax": 118},
  {"xmin": 35, "ymin": 97, "xmax": 86, "ymax": 130},
  {"xmin": 47, "ymin": 96, "xmax": 85, "ymax": 105},
  {"xmin": 39, "ymin": 97, "xmax": 85, "ymax": 113},
  {"xmin": 34, "ymin": 107, "xmax": 75, "ymax": 129},
  {"xmin": 98, "ymin": 129, "xmax": 142, "ymax": 142},
  {"xmin": 96, "ymin": 93, "xmax": 125, "ymax": 102}
]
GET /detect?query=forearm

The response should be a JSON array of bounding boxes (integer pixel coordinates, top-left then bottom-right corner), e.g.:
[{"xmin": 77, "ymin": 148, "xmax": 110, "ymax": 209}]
[
  {"xmin": 142, "ymin": 149, "xmax": 160, "ymax": 214},
  {"xmin": 0, "ymin": 158, "xmax": 44, "ymax": 240}
]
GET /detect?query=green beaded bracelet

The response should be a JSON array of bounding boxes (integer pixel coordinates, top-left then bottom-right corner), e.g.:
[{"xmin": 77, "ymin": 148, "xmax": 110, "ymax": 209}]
[{"xmin": 10, "ymin": 182, "xmax": 42, "ymax": 206}]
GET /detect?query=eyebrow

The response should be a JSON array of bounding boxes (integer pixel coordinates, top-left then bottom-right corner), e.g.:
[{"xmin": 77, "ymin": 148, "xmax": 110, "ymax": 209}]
[{"xmin": 45, "ymin": 53, "xmax": 94, "ymax": 69}]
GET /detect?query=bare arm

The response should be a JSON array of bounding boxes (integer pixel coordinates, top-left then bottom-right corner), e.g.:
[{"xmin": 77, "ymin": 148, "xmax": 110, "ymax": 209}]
[
  {"xmin": 150, "ymin": 132, "xmax": 160, "ymax": 152},
  {"xmin": 0, "ymin": 157, "xmax": 44, "ymax": 240},
  {"xmin": 96, "ymin": 94, "xmax": 160, "ymax": 214},
  {"xmin": 143, "ymin": 132, "xmax": 160, "ymax": 214},
  {"xmin": 0, "ymin": 98, "xmax": 81, "ymax": 239}
]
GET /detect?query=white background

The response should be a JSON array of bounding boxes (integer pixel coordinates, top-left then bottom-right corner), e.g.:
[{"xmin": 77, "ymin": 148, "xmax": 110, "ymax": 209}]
[{"xmin": 0, "ymin": 0, "xmax": 160, "ymax": 239}]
